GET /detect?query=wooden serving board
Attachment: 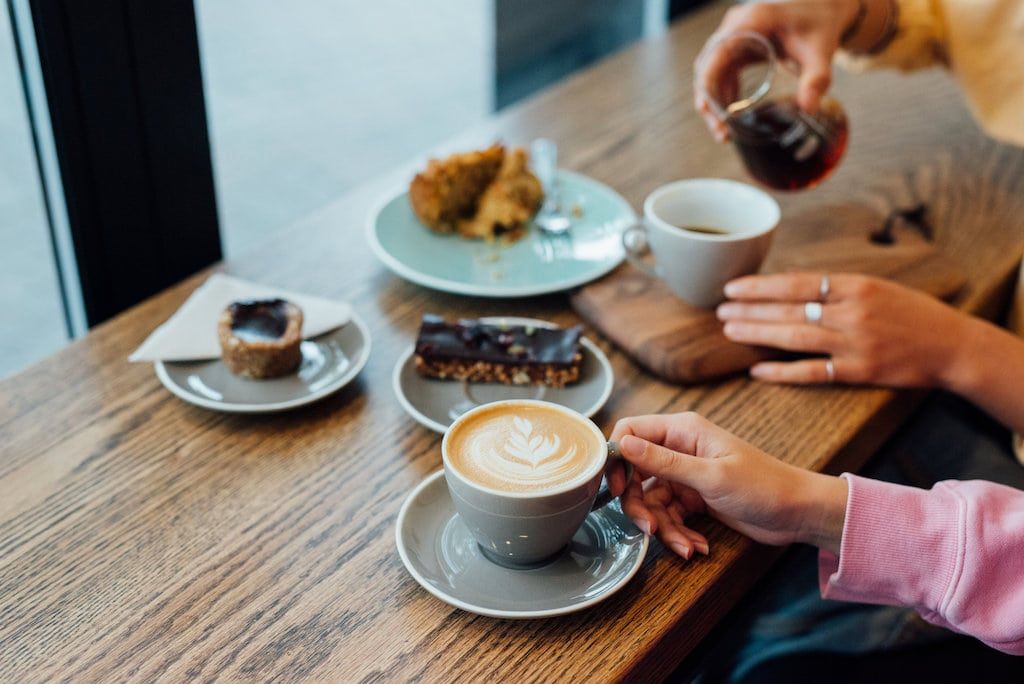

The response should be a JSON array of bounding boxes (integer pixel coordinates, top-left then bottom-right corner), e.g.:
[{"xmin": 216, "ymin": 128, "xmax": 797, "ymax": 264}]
[{"xmin": 571, "ymin": 203, "xmax": 967, "ymax": 384}]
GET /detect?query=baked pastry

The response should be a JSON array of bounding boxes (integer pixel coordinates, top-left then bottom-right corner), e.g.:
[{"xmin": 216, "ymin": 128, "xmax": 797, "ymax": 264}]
[
  {"xmin": 218, "ymin": 299, "xmax": 303, "ymax": 379},
  {"xmin": 408, "ymin": 144, "xmax": 543, "ymax": 242},
  {"xmin": 409, "ymin": 144, "xmax": 504, "ymax": 233},
  {"xmin": 457, "ymin": 148, "xmax": 543, "ymax": 241},
  {"xmin": 414, "ymin": 314, "xmax": 583, "ymax": 387}
]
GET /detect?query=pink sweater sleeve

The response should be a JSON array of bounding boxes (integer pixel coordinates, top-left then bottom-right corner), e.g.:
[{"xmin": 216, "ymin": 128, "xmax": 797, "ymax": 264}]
[{"xmin": 819, "ymin": 474, "xmax": 1024, "ymax": 654}]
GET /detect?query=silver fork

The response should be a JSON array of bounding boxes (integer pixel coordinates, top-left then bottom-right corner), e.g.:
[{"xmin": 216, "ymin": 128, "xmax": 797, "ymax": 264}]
[{"xmin": 531, "ymin": 138, "xmax": 572, "ymax": 235}]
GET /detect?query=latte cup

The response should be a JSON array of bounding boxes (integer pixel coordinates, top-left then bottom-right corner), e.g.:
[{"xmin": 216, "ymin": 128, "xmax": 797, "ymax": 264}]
[
  {"xmin": 442, "ymin": 399, "xmax": 631, "ymax": 568},
  {"xmin": 622, "ymin": 178, "xmax": 780, "ymax": 308}
]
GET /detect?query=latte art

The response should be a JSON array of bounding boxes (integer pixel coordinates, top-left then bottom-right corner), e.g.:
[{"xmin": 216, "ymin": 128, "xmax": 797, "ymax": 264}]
[
  {"xmin": 446, "ymin": 404, "xmax": 603, "ymax": 493},
  {"xmin": 481, "ymin": 415, "xmax": 581, "ymax": 484}
]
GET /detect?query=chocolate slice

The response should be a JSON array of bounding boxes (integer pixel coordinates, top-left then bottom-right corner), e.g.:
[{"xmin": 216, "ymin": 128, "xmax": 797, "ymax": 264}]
[{"xmin": 414, "ymin": 314, "xmax": 583, "ymax": 387}]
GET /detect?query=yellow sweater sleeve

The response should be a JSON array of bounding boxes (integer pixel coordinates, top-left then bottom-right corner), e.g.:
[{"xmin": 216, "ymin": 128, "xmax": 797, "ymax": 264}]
[
  {"xmin": 837, "ymin": 0, "xmax": 948, "ymax": 72},
  {"xmin": 837, "ymin": 0, "xmax": 1024, "ymax": 147}
]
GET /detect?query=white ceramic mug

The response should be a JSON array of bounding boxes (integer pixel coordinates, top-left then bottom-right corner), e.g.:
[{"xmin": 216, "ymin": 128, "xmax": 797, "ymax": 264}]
[
  {"xmin": 622, "ymin": 178, "xmax": 780, "ymax": 308},
  {"xmin": 442, "ymin": 400, "xmax": 631, "ymax": 568}
]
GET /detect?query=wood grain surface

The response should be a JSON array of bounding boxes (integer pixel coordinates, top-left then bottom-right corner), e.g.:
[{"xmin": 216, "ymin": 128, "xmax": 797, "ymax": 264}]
[
  {"xmin": 2, "ymin": 3, "xmax": 1023, "ymax": 682},
  {"xmin": 572, "ymin": 204, "xmax": 968, "ymax": 383}
]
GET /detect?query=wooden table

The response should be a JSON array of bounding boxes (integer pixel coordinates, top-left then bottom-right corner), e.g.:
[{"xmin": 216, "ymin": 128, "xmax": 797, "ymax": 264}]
[{"xmin": 2, "ymin": 3, "xmax": 1023, "ymax": 681}]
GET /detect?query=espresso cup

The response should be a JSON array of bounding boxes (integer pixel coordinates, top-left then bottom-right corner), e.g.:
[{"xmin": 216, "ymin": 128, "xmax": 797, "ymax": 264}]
[
  {"xmin": 622, "ymin": 178, "xmax": 780, "ymax": 307},
  {"xmin": 442, "ymin": 399, "xmax": 630, "ymax": 568}
]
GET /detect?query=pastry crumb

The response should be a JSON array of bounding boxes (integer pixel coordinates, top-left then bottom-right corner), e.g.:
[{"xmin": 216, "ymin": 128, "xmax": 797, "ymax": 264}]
[{"xmin": 476, "ymin": 250, "xmax": 501, "ymax": 263}]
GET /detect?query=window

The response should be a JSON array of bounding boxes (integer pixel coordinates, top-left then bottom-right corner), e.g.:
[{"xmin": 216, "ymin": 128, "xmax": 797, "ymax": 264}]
[
  {"xmin": 0, "ymin": 0, "xmax": 67, "ymax": 379},
  {"xmin": 196, "ymin": 1, "xmax": 494, "ymax": 257}
]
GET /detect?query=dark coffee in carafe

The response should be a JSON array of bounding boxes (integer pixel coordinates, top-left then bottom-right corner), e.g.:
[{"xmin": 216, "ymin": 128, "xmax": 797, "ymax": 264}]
[{"xmin": 726, "ymin": 95, "xmax": 849, "ymax": 191}]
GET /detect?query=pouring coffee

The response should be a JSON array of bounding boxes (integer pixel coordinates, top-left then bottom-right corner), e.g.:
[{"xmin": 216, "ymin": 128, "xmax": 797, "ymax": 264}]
[{"xmin": 697, "ymin": 30, "xmax": 849, "ymax": 191}]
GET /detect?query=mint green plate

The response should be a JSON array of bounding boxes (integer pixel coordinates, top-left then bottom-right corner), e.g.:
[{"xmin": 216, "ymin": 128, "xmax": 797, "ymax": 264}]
[{"xmin": 368, "ymin": 170, "xmax": 635, "ymax": 297}]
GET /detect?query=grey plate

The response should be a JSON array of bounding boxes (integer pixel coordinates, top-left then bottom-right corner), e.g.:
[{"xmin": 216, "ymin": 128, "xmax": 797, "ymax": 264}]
[
  {"xmin": 392, "ymin": 316, "xmax": 614, "ymax": 433},
  {"xmin": 155, "ymin": 313, "xmax": 371, "ymax": 413},
  {"xmin": 396, "ymin": 470, "xmax": 648, "ymax": 619}
]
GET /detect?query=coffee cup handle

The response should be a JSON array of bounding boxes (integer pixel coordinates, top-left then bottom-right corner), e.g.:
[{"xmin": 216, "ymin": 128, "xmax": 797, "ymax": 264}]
[
  {"xmin": 591, "ymin": 441, "xmax": 634, "ymax": 511},
  {"xmin": 622, "ymin": 223, "xmax": 659, "ymax": 279}
]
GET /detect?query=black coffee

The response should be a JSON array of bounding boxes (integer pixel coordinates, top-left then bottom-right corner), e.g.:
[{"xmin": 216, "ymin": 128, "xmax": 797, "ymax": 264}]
[{"xmin": 676, "ymin": 225, "xmax": 729, "ymax": 235}]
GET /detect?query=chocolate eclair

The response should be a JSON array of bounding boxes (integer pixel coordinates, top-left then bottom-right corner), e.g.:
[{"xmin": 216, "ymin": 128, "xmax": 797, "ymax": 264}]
[{"xmin": 218, "ymin": 298, "xmax": 303, "ymax": 379}]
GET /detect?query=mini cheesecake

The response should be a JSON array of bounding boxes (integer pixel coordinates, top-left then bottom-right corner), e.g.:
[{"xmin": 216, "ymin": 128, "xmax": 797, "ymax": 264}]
[{"xmin": 218, "ymin": 298, "xmax": 303, "ymax": 379}]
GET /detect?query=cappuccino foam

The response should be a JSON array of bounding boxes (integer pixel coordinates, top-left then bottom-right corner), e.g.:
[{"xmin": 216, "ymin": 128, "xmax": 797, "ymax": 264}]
[{"xmin": 446, "ymin": 403, "xmax": 603, "ymax": 493}]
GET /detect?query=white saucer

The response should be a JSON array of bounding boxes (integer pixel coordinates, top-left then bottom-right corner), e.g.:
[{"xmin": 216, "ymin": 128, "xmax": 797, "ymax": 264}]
[
  {"xmin": 392, "ymin": 316, "xmax": 614, "ymax": 433},
  {"xmin": 395, "ymin": 470, "xmax": 649, "ymax": 619},
  {"xmin": 155, "ymin": 313, "xmax": 371, "ymax": 413}
]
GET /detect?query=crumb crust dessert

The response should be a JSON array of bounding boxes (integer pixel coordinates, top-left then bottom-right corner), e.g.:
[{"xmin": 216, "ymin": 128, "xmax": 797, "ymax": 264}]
[{"xmin": 218, "ymin": 298, "xmax": 303, "ymax": 379}]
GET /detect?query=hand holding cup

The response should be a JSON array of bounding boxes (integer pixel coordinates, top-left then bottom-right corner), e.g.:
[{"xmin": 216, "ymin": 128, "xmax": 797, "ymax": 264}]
[{"xmin": 610, "ymin": 411, "xmax": 849, "ymax": 559}]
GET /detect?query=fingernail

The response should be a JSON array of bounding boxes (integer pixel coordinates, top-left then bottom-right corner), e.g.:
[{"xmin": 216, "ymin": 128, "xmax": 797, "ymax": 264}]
[
  {"xmin": 723, "ymin": 322, "xmax": 739, "ymax": 337},
  {"xmin": 716, "ymin": 304, "xmax": 733, "ymax": 320},
  {"xmin": 620, "ymin": 434, "xmax": 635, "ymax": 455},
  {"xmin": 696, "ymin": 542, "xmax": 710, "ymax": 556},
  {"xmin": 724, "ymin": 281, "xmax": 740, "ymax": 297},
  {"xmin": 637, "ymin": 519, "xmax": 652, "ymax": 536},
  {"xmin": 671, "ymin": 542, "xmax": 693, "ymax": 560},
  {"xmin": 750, "ymin": 364, "xmax": 766, "ymax": 378},
  {"xmin": 620, "ymin": 434, "xmax": 643, "ymax": 456}
]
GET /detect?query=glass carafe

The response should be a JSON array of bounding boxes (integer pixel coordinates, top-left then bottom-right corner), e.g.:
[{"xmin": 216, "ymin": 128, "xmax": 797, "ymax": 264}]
[{"xmin": 697, "ymin": 30, "xmax": 849, "ymax": 191}]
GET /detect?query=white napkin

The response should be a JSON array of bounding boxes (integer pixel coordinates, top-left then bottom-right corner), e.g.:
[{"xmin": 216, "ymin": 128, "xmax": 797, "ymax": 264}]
[{"xmin": 129, "ymin": 273, "xmax": 352, "ymax": 362}]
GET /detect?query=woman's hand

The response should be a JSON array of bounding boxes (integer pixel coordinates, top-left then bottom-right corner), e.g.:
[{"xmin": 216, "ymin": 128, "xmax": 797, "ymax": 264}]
[
  {"xmin": 718, "ymin": 273, "xmax": 975, "ymax": 388},
  {"xmin": 695, "ymin": 0, "xmax": 861, "ymax": 141},
  {"xmin": 609, "ymin": 412, "xmax": 848, "ymax": 559}
]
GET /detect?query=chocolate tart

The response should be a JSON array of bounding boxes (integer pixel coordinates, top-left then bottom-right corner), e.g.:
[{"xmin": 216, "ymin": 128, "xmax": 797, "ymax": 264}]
[{"xmin": 218, "ymin": 299, "xmax": 303, "ymax": 379}]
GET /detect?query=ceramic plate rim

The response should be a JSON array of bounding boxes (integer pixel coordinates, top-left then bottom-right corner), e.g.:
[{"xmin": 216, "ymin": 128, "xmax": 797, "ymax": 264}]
[
  {"xmin": 394, "ymin": 469, "xmax": 649, "ymax": 619},
  {"xmin": 154, "ymin": 312, "xmax": 372, "ymax": 413},
  {"xmin": 391, "ymin": 316, "xmax": 613, "ymax": 433},
  {"xmin": 367, "ymin": 169, "xmax": 636, "ymax": 298}
]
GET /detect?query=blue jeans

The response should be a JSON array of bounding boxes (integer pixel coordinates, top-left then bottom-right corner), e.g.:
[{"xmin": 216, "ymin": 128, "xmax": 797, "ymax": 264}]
[{"xmin": 691, "ymin": 393, "xmax": 1024, "ymax": 683}]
